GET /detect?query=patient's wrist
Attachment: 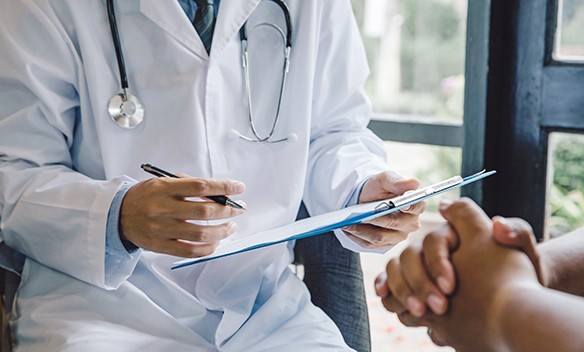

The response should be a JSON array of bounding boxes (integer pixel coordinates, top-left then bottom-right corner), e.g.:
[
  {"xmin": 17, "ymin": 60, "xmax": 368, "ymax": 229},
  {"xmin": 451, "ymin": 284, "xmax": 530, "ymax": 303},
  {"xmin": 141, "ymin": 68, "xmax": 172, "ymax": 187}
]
[{"xmin": 490, "ymin": 281, "xmax": 542, "ymax": 352}]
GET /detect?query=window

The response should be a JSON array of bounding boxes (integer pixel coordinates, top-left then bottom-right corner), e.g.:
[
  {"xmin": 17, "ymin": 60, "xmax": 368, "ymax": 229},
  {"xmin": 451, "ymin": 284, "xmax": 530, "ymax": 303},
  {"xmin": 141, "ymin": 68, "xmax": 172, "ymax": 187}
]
[
  {"xmin": 547, "ymin": 133, "xmax": 584, "ymax": 239},
  {"xmin": 553, "ymin": 0, "xmax": 584, "ymax": 62}
]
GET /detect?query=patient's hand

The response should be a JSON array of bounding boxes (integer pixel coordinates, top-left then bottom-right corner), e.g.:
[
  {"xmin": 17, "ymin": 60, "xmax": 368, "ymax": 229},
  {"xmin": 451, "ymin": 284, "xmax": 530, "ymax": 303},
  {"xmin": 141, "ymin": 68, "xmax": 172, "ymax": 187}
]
[
  {"xmin": 375, "ymin": 201, "xmax": 543, "ymax": 322},
  {"xmin": 418, "ymin": 198, "xmax": 538, "ymax": 351}
]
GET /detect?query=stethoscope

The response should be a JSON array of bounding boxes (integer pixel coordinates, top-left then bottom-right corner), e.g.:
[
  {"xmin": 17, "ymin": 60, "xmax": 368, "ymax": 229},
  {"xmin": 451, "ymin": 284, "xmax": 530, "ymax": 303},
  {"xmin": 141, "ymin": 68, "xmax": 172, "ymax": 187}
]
[
  {"xmin": 230, "ymin": 0, "xmax": 295, "ymax": 143},
  {"xmin": 106, "ymin": 0, "xmax": 145, "ymax": 129},
  {"xmin": 106, "ymin": 0, "xmax": 295, "ymax": 144}
]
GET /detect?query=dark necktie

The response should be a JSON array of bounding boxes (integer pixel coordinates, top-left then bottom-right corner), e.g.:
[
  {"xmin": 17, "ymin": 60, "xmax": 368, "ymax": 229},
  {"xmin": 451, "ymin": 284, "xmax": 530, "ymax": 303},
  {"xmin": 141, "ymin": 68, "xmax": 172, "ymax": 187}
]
[{"xmin": 194, "ymin": 0, "xmax": 216, "ymax": 54}]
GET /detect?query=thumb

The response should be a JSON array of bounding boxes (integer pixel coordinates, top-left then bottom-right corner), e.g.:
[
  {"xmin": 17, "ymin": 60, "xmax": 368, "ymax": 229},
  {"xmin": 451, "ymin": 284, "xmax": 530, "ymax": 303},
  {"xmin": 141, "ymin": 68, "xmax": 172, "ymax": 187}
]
[
  {"xmin": 492, "ymin": 216, "xmax": 536, "ymax": 248},
  {"xmin": 360, "ymin": 171, "xmax": 419, "ymax": 203},
  {"xmin": 492, "ymin": 216, "xmax": 545, "ymax": 285}
]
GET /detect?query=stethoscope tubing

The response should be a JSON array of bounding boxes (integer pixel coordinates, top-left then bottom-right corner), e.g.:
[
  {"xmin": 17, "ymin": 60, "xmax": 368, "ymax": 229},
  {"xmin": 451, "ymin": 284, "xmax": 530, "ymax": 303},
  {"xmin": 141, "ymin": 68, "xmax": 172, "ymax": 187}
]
[
  {"xmin": 239, "ymin": 0, "xmax": 292, "ymax": 48},
  {"xmin": 238, "ymin": 0, "xmax": 292, "ymax": 143},
  {"xmin": 107, "ymin": 0, "xmax": 129, "ymax": 91}
]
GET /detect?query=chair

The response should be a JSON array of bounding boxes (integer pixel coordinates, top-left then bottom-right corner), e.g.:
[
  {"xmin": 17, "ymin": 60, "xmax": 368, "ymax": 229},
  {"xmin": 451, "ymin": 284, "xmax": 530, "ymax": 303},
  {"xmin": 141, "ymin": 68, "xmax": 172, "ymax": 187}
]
[
  {"xmin": 0, "ymin": 268, "xmax": 15, "ymax": 352},
  {"xmin": 294, "ymin": 203, "xmax": 371, "ymax": 352}
]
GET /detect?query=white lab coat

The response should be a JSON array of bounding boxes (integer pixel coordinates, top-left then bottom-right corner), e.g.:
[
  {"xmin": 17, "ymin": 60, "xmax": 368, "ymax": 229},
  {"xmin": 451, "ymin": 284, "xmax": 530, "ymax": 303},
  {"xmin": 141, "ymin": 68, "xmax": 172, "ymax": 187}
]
[{"xmin": 0, "ymin": 0, "xmax": 389, "ymax": 351}]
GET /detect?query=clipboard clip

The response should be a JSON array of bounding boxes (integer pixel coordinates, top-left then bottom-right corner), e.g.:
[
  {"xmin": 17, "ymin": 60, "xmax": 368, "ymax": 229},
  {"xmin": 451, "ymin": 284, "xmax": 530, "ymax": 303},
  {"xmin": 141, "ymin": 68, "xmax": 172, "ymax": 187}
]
[
  {"xmin": 375, "ymin": 201, "xmax": 392, "ymax": 212},
  {"xmin": 384, "ymin": 175, "xmax": 464, "ymax": 209}
]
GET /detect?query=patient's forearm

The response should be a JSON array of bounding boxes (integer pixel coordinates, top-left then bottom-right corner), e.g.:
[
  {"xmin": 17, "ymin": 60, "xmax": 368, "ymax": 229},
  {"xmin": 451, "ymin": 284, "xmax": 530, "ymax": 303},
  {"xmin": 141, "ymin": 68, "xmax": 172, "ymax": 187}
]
[
  {"xmin": 496, "ymin": 283, "xmax": 584, "ymax": 352},
  {"xmin": 539, "ymin": 226, "xmax": 584, "ymax": 296}
]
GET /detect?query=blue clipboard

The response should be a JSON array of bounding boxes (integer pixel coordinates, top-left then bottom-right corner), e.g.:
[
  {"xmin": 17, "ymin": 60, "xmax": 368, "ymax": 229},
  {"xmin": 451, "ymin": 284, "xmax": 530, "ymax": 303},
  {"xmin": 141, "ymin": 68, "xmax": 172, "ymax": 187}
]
[{"xmin": 172, "ymin": 170, "xmax": 496, "ymax": 269}]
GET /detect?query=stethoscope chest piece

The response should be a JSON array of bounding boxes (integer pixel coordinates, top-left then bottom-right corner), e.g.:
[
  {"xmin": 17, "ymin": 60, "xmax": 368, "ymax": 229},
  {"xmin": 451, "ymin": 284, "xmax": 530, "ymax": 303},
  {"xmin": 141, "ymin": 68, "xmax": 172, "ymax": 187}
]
[
  {"xmin": 107, "ymin": 0, "xmax": 145, "ymax": 129},
  {"xmin": 108, "ymin": 89, "xmax": 145, "ymax": 128}
]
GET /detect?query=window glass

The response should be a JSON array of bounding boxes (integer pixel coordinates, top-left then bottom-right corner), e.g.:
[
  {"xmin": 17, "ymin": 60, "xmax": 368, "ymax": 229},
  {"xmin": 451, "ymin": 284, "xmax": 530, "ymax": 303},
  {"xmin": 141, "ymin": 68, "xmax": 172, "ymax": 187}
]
[
  {"xmin": 546, "ymin": 133, "xmax": 584, "ymax": 239},
  {"xmin": 352, "ymin": 0, "xmax": 468, "ymax": 122},
  {"xmin": 554, "ymin": 0, "xmax": 584, "ymax": 62}
]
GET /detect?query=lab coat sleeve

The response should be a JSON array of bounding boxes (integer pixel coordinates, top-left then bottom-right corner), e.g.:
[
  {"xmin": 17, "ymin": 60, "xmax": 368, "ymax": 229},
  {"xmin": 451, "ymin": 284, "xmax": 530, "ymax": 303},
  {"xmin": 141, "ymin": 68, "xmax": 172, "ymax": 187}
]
[
  {"xmin": 0, "ymin": 2, "xmax": 139, "ymax": 289},
  {"xmin": 303, "ymin": 0, "xmax": 391, "ymax": 252}
]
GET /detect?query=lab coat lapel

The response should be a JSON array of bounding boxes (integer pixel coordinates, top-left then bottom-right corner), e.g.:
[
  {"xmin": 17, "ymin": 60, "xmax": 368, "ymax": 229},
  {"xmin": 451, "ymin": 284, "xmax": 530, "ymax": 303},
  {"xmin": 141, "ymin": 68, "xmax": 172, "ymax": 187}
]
[
  {"xmin": 211, "ymin": 0, "xmax": 262, "ymax": 58},
  {"xmin": 139, "ymin": 0, "xmax": 208, "ymax": 59}
]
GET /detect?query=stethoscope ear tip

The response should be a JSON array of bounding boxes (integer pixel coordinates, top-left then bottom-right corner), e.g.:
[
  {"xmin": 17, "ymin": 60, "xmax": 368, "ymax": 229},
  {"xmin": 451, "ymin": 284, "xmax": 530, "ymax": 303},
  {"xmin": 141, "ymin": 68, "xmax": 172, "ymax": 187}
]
[{"xmin": 287, "ymin": 133, "xmax": 298, "ymax": 142}]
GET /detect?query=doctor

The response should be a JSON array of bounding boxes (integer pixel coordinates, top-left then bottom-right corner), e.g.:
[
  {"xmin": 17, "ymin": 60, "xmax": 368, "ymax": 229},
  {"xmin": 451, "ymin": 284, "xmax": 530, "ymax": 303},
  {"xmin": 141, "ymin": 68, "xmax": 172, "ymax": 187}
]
[{"xmin": 0, "ymin": 1, "xmax": 424, "ymax": 351}]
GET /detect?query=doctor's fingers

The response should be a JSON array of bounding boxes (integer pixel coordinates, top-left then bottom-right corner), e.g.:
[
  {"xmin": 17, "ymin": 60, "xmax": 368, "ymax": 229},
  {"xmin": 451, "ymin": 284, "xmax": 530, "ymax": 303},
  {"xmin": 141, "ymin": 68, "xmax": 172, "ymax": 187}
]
[
  {"xmin": 172, "ymin": 200, "xmax": 245, "ymax": 221},
  {"xmin": 343, "ymin": 224, "xmax": 407, "ymax": 250},
  {"xmin": 159, "ymin": 239, "xmax": 221, "ymax": 258},
  {"xmin": 365, "ymin": 210, "xmax": 422, "ymax": 234},
  {"xmin": 169, "ymin": 220, "xmax": 237, "ymax": 243},
  {"xmin": 399, "ymin": 200, "xmax": 427, "ymax": 215},
  {"xmin": 128, "ymin": 190, "xmax": 245, "ymax": 221},
  {"xmin": 164, "ymin": 177, "xmax": 246, "ymax": 198},
  {"xmin": 136, "ymin": 221, "xmax": 235, "ymax": 255},
  {"xmin": 359, "ymin": 171, "xmax": 420, "ymax": 203}
]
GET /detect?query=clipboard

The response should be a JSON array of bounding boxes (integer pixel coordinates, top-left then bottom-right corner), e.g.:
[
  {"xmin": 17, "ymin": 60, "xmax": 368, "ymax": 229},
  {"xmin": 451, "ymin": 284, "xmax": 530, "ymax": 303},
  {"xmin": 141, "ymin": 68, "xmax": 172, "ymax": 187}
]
[{"xmin": 172, "ymin": 169, "xmax": 496, "ymax": 269}]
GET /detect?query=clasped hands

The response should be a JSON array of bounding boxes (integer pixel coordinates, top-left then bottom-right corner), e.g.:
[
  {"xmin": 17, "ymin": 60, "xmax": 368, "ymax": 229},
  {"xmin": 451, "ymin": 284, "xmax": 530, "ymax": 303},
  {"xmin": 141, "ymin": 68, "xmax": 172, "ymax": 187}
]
[
  {"xmin": 375, "ymin": 198, "xmax": 546, "ymax": 351},
  {"xmin": 118, "ymin": 170, "xmax": 425, "ymax": 257}
]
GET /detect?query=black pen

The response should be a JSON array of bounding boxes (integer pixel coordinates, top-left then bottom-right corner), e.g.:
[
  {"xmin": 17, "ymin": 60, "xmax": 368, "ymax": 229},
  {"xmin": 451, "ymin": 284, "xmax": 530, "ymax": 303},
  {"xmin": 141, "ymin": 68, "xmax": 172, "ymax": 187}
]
[{"xmin": 140, "ymin": 163, "xmax": 246, "ymax": 210}]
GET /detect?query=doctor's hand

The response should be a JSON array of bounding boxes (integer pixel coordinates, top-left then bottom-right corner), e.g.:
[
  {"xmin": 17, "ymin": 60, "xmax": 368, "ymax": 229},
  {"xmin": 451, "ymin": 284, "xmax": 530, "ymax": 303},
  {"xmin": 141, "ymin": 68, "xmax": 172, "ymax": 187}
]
[
  {"xmin": 342, "ymin": 171, "xmax": 425, "ymax": 250},
  {"xmin": 119, "ymin": 176, "xmax": 246, "ymax": 257}
]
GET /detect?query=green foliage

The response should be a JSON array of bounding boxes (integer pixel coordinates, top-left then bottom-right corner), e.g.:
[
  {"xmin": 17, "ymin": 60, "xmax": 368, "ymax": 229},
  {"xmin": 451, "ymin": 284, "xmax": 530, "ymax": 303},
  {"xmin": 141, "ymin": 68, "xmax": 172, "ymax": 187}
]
[
  {"xmin": 553, "ymin": 138, "xmax": 584, "ymax": 191},
  {"xmin": 549, "ymin": 185, "xmax": 584, "ymax": 238},
  {"xmin": 549, "ymin": 136, "xmax": 584, "ymax": 238}
]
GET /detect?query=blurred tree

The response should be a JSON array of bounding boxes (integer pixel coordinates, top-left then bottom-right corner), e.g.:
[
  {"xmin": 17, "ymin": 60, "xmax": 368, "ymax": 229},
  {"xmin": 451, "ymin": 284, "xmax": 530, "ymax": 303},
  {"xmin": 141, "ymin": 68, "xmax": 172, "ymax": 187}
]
[{"xmin": 549, "ymin": 135, "xmax": 584, "ymax": 238}]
